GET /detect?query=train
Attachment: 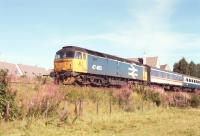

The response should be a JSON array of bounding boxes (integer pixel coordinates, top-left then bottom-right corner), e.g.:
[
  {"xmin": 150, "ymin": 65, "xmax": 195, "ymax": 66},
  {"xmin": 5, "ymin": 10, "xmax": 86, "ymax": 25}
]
[{"xmin": 52, "ymin": 46, "xmax": 200, "ymax": 91}]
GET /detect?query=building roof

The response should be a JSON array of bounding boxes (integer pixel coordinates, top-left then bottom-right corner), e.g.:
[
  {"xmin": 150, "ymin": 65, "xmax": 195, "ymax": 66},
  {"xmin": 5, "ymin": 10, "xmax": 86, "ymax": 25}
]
[
  {"xmin": 160, "ymin": 64, "xmax": 167, "ymax": 70},
  {"xmin": 128, "ymin": 56, "xmax": 172, "ymax": 71},
  {"xmin": 18, "ymin": 64, "xmax": 48, "ymax": 77},
  {"xmin": 128, "ymin": 56, "xmax": 159, "ymax": 67},
  {"xmin": 0, "ymin": 61, "xmax": 19, "ymax": 75},
  {"xmin": 160, "ymin": 64, "xmax": 171, "ymax": 71},
  {"xmin": 0, "ymin": 60, "xmax": 50, "ymax": 78}
]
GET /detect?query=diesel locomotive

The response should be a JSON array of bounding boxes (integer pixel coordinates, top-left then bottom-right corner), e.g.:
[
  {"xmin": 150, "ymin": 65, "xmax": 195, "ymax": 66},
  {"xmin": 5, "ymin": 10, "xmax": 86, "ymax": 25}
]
[{"xmin": 52, "ymin": 46, "xmax": 200, "ymax": 91}]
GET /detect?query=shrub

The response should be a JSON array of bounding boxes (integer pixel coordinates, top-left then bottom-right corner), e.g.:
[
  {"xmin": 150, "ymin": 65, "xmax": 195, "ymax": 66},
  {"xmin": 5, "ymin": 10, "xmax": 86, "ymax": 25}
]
[
  {"xmin": 136, "ymin": 86, "xmax": 162, "ymax": 107},
  {"xmin": 0, "ymin": 69, "xmax": 19, "ymax": 120},
  {"xmin": 24, "ymin": 84, "xmax": 64, "ymax": 117},
  {"xmin": 113, "ymin": 86, "xmax": 132, "ymax": 102},
  {"xmin": 190, "ymin": 95, "xmax": 200, "ymax": 108},
  {"xmin": 112, "ymin": 87, "xmax": 132, "ymax": 106},
  {"xmin": 147, "ymin": 92, "xmax": 162, "ymax": 107}
]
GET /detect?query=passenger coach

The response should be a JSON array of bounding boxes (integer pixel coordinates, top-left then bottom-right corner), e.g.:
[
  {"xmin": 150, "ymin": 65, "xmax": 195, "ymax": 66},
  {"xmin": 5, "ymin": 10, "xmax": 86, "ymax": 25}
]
[{"xmin": 150, "ymin": 68, "xmax": 183, "ymax": 87}]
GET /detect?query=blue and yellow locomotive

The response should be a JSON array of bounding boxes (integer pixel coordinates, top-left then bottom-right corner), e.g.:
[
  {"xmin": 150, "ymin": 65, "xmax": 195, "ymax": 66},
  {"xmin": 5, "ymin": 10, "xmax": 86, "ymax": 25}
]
[{"xmin": 53, "ymin": 46, "xmax": 149, "ymax": 86}]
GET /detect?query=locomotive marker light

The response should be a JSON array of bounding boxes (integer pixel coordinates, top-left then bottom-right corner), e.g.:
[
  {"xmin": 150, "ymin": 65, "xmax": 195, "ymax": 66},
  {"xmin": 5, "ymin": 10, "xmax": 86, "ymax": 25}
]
[{"xmin": 128, "ymin": 64, "xmax": 138, "ymax": 78}]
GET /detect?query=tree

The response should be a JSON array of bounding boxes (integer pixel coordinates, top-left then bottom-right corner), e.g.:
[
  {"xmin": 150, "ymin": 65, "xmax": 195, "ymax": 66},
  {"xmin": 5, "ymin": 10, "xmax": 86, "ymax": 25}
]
[
  {"xmin": 188, "ymin": 61, "xmax": 197, "ymax": 77},
  {"xmin": 196, "ymin": 64, "xmax": 200, "ymax": 78},
  {"xmin": 173, "ymin": 57, "xmax": 189, "ymax": 75},
  {"xmin": 173, "ymin": 62, "xmax": 179, "ymax": 73},
  {"xmin": 0, "ymin": 69, "xmax": 19, "ymax": 120}
]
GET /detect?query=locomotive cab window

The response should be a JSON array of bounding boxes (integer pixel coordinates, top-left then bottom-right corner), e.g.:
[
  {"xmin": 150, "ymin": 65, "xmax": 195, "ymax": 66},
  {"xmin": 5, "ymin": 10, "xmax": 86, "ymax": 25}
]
[
  {"xmin": 83, "ymin": 53, "xmax": 86, "ymax": 60},
  {"xmin": 55, "ymin": 54, "xmax": 61, "ymax": 60},
  {"xmin": 65, "ymin": 51, "xmax": 75, "ymax": 58},
  {"xmin": 55, "ymin": 51, "xmax": 75, "ymax": 59},
  {"xmin": 75, "ymin": 52, "xmax": 82, "ymax": 59}
]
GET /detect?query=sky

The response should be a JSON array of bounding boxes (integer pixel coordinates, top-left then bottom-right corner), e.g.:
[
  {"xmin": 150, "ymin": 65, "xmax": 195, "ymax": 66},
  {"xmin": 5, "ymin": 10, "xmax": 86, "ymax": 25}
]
[{"xmin": 0, "ymin": 0, "xmax": 200, "ymax": 69}]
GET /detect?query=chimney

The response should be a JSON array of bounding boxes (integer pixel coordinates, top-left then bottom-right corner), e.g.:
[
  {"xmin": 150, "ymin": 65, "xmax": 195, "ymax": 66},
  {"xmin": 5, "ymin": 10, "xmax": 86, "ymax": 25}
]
[{"xmin": 143, "ymin": 52, "xmax": 146, "ymax": 65}]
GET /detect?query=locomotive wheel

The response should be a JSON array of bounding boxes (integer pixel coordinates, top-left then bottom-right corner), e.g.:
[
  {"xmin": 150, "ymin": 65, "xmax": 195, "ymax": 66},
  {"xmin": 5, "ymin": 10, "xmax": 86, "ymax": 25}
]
[{"xmin": 63, "ymin": 77, "xmax": 76, "ymax": 85}]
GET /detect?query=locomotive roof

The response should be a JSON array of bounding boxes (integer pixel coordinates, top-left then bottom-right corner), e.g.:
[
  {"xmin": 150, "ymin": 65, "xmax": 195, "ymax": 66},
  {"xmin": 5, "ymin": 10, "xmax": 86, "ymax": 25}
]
[
  {"xmin": 59, "ymin": 46, "xmax": 200, "ymax": 81},
  {"xmin": 61, "ymin": 46, "xmax": 141, "ymax": 65}
]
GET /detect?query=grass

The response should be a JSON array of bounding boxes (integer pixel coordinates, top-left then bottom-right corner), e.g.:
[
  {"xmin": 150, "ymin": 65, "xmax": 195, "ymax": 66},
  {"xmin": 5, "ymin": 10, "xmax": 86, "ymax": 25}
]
[
  {"xmin": 1, "ymin": 82, "xmax": 200, "ymax": 136},
  {"xmin": 1, "ymin": 108, "xmax": 200, "ymax": 136}
]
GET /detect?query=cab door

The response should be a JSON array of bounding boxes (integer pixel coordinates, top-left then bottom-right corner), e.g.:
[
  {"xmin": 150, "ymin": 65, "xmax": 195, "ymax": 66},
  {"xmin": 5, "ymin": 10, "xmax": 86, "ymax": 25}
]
[
  {"xmin": 82, "ymin": 53, "xmax": 88, "ymax": 72},
  {"xmin": 143, "ymin": 66, "xmax": 148, "ymax": 81},
  {"xmin": 73, "ymin": 51, "xmax": 87, "ymax": 73}
]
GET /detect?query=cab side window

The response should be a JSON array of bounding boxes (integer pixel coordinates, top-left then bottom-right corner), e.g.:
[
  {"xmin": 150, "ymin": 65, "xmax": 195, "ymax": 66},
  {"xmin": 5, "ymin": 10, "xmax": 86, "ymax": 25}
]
[
  {"xmin": 83, "ymin": 53, "xmax": 86, "ymax": 60},
  {"xmin": 75, "ymin": 52, "xmax": 82, "ymax": 59}
]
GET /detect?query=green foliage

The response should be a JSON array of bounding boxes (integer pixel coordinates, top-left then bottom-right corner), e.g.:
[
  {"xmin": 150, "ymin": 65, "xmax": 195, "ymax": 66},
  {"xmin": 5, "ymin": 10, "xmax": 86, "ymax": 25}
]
[
  {"xmin": 0, "ymin": 69, "xmax": 19, "ymax": 120},
  {"xmin": 88, "ymin": 89, "xmax": 103, "ymax": 103},
  {"xmin": 65, "ymin": 87, "xmax": 86, "ymax": 102},
  {"xmin": 2, "ymin": 108, "xmax": 200, "ymax": 136},
  {"xmin": 144, "ymin": 91, "xmax": 162, "ymax": 107},
  {"xmin": 26, "ymin": 84, "xmax": 63, "ymax": 117},
  {"xmin": 173, "ymin": 57, "xmax": 200, "ymax": 77},
  {"xmin": 189, "ymin": 61, "xmax": 197, "ymax": 76},
  {"xmin": 135, "ymin": 85, "xmax": 162, "ymax": 107},
  {"xmin": 173, "ymin": 57, "xmax": 189, "ymax": 75},
  {"xmin": 190, "ymin": 95, "xmax": 200, "ymax": 108},
  {"xmin": 196, "ymin": 64, "xmax": 200, "ymax": 78}
]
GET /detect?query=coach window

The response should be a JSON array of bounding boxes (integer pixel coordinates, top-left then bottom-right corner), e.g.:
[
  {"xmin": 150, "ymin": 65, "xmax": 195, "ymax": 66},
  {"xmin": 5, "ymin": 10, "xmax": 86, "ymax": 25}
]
[
  {"xmin": 167, "ymin": 74, "xmax": 170, "ymax": 79},
  {"xmin": 152, "ymin": 71, "xmax": 156, "ymax": 76},
  {"xmin": 153, "ymin": 71, "xmax": 157, "ymax": 76},
  {"xmin": 173, "ymin": 75, "xmax": 176, "ymax": 80},
  {"xmin": 163, "ymin": 73, "xmax": 167, "ymax": 78},
  {"xmin": 155, "ymin": 71, "xmax": 158, "ymax": 76},
  {"xmin": 171, "ymin": 75, "xmax": 174, "ymax": 80},
  {"xmin": 161, "ymin": 73, "xmax": 164, "ymax": 78},
  {"xmin": 186, "ymin": 78, "xmax": 188, "ymax": 82},
  {"xmin": 159, "ymin": 72, "xmax": 162, "ymax": 77},
  {"xmin": 173, "ymin": 75, "xmax": 175, "ymax": 80}
]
